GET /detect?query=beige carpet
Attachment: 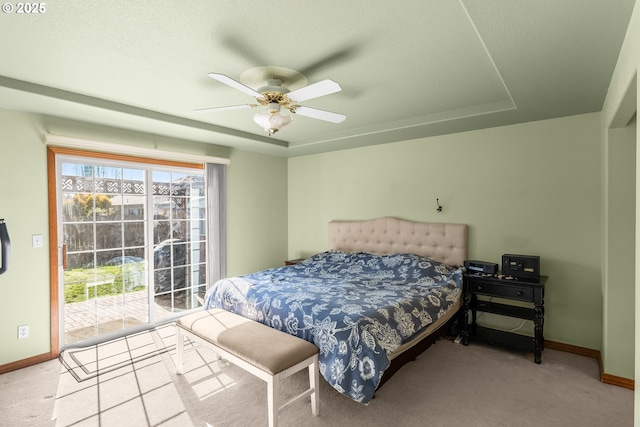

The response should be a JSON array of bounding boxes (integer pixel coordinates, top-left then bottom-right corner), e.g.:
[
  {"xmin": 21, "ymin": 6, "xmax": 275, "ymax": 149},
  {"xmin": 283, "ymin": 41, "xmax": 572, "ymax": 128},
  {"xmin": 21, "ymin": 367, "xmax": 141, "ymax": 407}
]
[{"xmin": 0, "ymin": 329, "xmax": 633, "ymax": 427}]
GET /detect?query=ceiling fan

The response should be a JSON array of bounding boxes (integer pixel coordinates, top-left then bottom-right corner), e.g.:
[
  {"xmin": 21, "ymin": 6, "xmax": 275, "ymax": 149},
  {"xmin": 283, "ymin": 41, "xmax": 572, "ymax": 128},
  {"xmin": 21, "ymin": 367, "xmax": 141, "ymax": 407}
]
[{"xmin": 196, "ymin": 66, "xmax": 346, "ymax": 136}]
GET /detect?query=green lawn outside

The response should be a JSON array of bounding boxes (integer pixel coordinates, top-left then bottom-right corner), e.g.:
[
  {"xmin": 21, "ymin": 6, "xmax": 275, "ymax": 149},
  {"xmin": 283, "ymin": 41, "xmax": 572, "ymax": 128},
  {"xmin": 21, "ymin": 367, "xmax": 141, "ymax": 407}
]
[{"xmin": 63, "ymin": 262, "xmax": 147, "ymax": 303}]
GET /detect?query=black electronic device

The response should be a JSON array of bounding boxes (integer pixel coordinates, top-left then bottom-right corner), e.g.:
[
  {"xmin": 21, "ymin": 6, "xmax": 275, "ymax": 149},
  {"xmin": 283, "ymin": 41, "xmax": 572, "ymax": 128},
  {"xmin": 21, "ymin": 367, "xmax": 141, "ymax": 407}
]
[
  {"xmin": 464, "ymin": 260, "xmax": 498, "ymax": 274},
  {"xmin": 502, "ymin": 254, "xmax": 540, "ymax": 279},
  {"xmin": 0, "ymin": 219, "xmax": 9, "ymax": 275}
]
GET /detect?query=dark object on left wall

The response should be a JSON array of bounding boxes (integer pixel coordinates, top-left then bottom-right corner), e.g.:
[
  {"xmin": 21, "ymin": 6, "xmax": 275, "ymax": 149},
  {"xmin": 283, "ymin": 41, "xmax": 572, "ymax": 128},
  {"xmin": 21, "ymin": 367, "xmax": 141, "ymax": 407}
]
[{"xmin": 0, "ymin": 219, "xmax": 10, "ymax": 275}]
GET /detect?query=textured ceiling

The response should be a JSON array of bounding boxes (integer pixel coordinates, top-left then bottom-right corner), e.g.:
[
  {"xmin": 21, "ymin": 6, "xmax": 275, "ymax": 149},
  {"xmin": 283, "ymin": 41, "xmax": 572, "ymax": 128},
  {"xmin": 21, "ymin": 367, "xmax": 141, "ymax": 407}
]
[{"xmin": 0, "ymin": 0, "xmax": 635, "ymax": 157}]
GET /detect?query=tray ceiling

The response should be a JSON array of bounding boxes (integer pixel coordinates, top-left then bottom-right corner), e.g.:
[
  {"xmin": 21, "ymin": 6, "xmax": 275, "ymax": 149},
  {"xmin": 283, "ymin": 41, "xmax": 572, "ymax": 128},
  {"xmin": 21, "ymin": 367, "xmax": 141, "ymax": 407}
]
[{"xmin": 0, "ymin": 0, "xmax": 635, "ymax": 157}]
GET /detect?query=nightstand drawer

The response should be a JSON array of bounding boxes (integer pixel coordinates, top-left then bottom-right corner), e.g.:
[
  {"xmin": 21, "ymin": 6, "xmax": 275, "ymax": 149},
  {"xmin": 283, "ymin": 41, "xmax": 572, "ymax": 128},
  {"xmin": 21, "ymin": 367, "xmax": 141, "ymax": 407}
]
[{"xmin": 469, "ymin": 281, "xmax": 533, "ymax": 302}]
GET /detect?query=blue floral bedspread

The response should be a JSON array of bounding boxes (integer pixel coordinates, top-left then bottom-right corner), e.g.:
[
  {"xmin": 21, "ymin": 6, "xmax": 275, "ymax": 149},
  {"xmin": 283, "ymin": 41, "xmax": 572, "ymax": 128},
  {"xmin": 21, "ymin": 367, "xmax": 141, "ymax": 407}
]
[{"xmin": 203, "ymin": 251, "xmax": 463, "ymax": 404}]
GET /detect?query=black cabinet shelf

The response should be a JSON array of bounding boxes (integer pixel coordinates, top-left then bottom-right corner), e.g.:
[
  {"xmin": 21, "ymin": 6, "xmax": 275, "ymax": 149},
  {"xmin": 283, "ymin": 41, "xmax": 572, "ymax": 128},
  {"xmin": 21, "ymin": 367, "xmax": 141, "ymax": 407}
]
[{"xmin": 473, "ymin": 326, "xmax": 535, "ymax": 352}]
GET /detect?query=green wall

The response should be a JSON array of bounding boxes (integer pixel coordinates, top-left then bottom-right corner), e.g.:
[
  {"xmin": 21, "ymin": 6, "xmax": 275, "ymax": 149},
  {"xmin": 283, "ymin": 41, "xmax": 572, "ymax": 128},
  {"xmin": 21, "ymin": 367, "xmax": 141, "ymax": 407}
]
[
  {"xmin": 226, "ymin": 149, "xmax": 288, "ymax": 276},
  {"xmin": 0, "ymin": 110, "xmax": 51, "ymax": 363},
  {"xmin": 288, "ymin": 113, "xmax": 603, "ymax": 350},
  {"xmin": 603, "ymin": 117, "xmax": 636, "ymax": 378},
  {"xmin": 0, "ymin": 108, "xmax": 288, "ymax": 366}
]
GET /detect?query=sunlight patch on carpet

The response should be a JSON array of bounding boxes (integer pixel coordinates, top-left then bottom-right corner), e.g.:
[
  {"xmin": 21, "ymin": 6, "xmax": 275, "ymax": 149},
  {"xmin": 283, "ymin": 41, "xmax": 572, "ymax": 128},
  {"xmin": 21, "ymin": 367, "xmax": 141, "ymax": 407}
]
[
  {"xmin": 170, "ymin": 343, "xmax": 238, "ymax": 401},
  {"xmin": 58, "ymin": 324, "xmax": 188, "ymax": 382}
]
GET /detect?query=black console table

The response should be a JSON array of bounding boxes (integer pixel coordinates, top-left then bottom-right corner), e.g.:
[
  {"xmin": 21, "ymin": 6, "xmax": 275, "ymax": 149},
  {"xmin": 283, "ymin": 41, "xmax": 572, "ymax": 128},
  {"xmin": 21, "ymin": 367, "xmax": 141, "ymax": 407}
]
[{"xmin": 461, "ymin": 273, "xmax": 547, "ymax": 364}]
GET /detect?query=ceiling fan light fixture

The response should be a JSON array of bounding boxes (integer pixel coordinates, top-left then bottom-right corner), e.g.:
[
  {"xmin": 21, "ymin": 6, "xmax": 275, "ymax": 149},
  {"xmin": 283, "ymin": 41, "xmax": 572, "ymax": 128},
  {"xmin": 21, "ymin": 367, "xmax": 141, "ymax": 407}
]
[
  {"xmin": 253, "ymin": 110, "xmax": 293, "ymax": 136},
  {"xmin": 266, "ymin": 102, "xmax": 281, "ymax": 114},
  {"xmin": 201, "ymin": 71, "xmax": 345, "ymax": 136}
]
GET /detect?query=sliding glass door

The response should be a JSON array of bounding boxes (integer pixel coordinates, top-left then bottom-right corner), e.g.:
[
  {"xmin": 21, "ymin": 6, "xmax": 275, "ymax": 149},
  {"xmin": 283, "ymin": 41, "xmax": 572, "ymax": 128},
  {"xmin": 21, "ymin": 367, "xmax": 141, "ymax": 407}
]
[
  {"xmin": 57, "ymin": 155, "xmax": 207, "ymax": 346},
  {"xmin": 150, "ymin": 170, "xmax": 207, "ymax": 314}
]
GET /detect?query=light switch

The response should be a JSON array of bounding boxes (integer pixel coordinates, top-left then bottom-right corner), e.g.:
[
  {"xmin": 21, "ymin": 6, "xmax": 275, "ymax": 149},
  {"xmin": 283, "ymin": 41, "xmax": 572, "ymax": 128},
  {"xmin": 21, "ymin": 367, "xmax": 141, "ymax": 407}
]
[{"xmin": 32, "ymin": 234, "xmax": 43, "ymax": 248}]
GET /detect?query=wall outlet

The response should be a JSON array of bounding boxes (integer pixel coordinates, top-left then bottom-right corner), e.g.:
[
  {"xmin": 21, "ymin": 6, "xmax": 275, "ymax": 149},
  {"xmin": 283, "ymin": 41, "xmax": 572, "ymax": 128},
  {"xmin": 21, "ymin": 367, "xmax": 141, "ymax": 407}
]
[{"xmin": 18, "ymin": 325, "xmax": 29, "ymax": 339}]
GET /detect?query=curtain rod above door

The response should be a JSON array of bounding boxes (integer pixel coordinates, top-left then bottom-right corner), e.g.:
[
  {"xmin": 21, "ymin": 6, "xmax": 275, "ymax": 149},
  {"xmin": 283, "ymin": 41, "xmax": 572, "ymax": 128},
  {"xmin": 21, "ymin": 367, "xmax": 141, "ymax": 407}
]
[{"xmin": 43, "ymin": 133, "xmax": 230, "ymax": 165}]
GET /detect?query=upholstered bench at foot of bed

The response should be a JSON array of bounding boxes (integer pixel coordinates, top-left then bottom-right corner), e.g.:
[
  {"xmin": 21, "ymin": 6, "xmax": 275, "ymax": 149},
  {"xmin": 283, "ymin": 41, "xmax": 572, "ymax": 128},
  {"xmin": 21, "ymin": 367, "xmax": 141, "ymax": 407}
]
[{"xmin": 175, "ymin": 308, "xmax": 320, "ymax": 427}]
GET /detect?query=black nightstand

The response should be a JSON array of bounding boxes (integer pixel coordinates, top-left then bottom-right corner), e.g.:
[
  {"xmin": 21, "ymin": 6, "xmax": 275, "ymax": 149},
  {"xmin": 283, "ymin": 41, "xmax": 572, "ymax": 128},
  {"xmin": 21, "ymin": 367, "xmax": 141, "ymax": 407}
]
[
  {"xmin": 462, "ymin": 273, "xmax": 547, "ymax": 364},
  {"xmin": 284, "ymin": 258, "xmax": 305, "ymax": 266}
]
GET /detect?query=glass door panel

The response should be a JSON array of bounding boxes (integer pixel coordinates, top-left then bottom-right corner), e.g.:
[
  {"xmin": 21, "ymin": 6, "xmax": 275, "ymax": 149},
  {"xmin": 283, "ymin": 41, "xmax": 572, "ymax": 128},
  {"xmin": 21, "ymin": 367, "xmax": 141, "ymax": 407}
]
[
  {"xmin": 60, "ymin": 161, "xmax": 149, "ymax": 345},
  {"xmin": 152, "ymin": 171, "xmax": 206, "ymax": 318}
]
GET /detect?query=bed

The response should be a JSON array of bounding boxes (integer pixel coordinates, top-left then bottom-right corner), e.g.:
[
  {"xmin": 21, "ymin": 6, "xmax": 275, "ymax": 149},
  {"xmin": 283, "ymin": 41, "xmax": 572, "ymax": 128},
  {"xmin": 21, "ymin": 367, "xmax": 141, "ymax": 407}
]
[{"xmin": 203, "ymin": 217, "xmax": 468, "ymax": 403}]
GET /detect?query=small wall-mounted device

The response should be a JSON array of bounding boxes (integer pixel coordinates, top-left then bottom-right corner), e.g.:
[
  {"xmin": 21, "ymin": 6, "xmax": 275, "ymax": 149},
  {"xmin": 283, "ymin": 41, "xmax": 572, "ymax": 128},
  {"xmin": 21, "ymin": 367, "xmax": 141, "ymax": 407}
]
[
  {"xmin": 0, "ymin": 219, "xmax": 9, "ymax": 275},
  {"xmin": 502, "ymin": 254, "xmax": 540, "ymax": 279},
  {"xmin": 464, "ymin": 260, "xmax": 498, "ymax": 274}
]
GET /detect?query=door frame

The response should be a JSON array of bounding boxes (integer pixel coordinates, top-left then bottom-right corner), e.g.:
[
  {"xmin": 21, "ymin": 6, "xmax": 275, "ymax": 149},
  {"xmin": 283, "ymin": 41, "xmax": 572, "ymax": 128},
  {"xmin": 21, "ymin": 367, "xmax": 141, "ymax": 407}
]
[{"xmin": 47, "ymin": 146, "xmax": 203, "ymax": 357}]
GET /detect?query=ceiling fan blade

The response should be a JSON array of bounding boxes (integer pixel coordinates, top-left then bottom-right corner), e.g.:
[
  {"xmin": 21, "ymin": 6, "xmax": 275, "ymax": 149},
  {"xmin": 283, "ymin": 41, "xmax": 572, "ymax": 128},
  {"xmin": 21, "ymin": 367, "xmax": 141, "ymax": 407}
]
[
  {"xmin": 220, "ymin": 33, "xmax": 270, "ymax": 66},
  {"xmin": 208, "ymin": 73, "xmax": 263, "ymax": 98},
  {"xmin": 298, "ymin": 45, "xmax": 359, "ymax": 76},
  {"xmin": 287, "ymin": 79, "xmax": 342, "ymax": 103},
  {"xmin": 194, "ymin": 104, "xmax": 252, "ymax": 113},
  {"xmin": 293, "ymin": 106, "xmax": 346, "ymax": 123}
]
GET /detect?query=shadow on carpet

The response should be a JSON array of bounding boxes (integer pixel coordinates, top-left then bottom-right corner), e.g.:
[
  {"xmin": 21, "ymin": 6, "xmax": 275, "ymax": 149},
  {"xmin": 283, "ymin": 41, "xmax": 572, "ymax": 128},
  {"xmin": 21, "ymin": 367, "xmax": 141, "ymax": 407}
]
[{"xmin": 58, "ymin": 323, "xmax": 193, "ymax": 382}]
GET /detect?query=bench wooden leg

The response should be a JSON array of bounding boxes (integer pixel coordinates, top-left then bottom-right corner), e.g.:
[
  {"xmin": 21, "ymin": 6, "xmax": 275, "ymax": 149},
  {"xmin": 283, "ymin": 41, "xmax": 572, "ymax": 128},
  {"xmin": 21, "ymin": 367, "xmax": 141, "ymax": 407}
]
[
  {"xmin": 309, "ymin": 355, "xmax": 319, "ymax": 416},
  {"xmin": 175, "ymin": 325, "xmax": 184, "ymax": 375},
  {"xmin": 267, "ymin": 375, "xmax": 280, "ymax": 427}
]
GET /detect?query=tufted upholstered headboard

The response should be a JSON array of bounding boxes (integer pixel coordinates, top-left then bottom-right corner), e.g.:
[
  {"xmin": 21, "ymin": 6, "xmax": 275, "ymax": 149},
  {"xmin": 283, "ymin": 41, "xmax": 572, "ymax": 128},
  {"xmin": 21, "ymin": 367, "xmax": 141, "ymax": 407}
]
[{"xmin": 328, "ymin": 217, "xmax": 468, "ymax": 266}]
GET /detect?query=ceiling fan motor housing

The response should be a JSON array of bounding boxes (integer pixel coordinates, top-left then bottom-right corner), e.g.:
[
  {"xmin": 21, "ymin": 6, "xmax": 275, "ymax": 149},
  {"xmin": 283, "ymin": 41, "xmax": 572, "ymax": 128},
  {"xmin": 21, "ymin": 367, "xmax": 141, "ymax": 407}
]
[{"xmin": 258, "ymin": 79, "xmax": 289, "ymax": 95}]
